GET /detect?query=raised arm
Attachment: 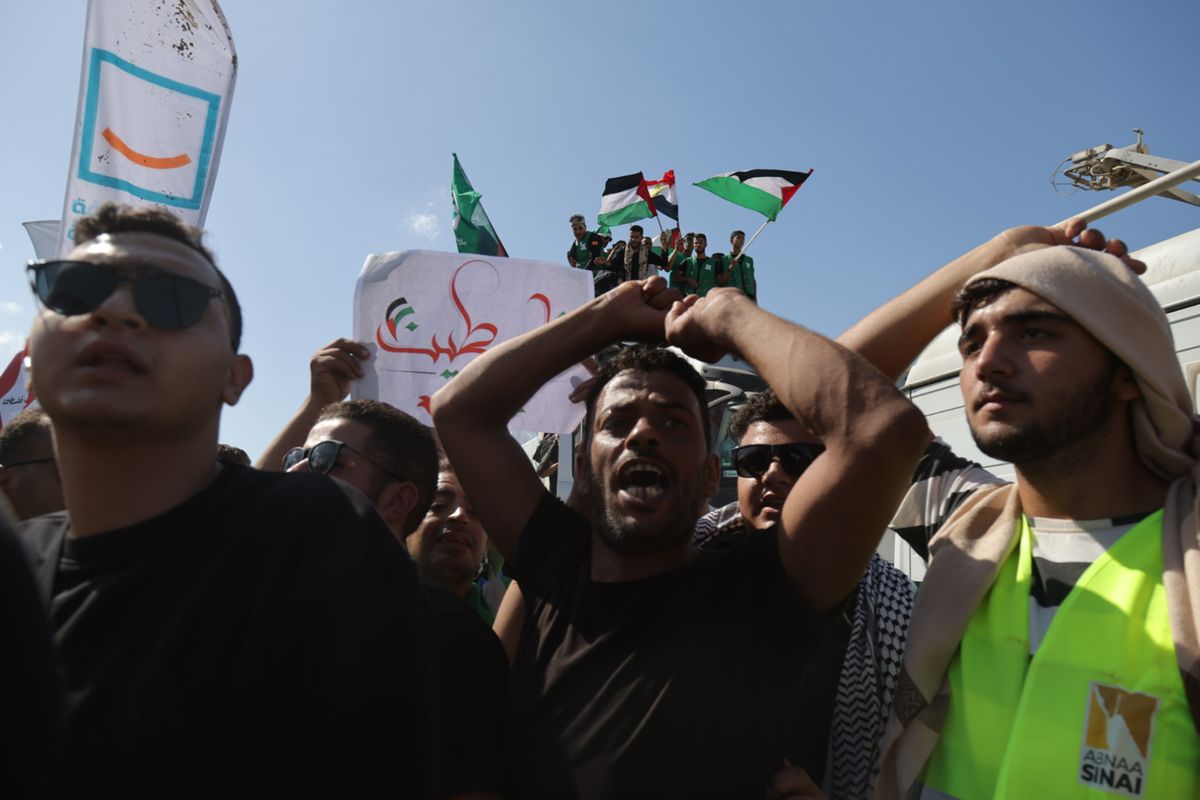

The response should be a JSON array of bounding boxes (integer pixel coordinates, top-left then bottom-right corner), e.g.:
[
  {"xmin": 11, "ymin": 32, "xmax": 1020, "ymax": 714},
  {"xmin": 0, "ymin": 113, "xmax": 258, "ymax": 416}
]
[
  {"xmin": 665, "ymin": 290, "xmax": 929, "ymax": 612},
  {"xmin": 432, "ymin": 278, "xmax": 681, "ymax": 561},
  {"xmin": 836, "ymin": 220, "xmax": 1140, "ymax": 381},
  {"xmin": 255, "ymin": 338, "xmax": 369, "ymax": 470}
]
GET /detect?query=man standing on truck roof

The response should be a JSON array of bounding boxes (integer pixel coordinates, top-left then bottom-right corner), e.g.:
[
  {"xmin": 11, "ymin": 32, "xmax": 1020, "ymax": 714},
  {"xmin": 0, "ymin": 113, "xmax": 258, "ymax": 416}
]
[{"xmin": 840, "ymin": 220, "xmax": 1200, "ymax": 799}]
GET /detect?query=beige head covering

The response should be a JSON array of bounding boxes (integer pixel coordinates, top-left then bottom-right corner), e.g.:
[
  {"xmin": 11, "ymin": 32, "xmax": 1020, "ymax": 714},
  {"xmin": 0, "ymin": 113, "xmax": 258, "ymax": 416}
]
[
  {"xmin": 876, "ymin": 246, "xmax": 1200, "ymax": 799},
  {"xmin": 970, "ymin": 246, "xmax": 1196, "ymax": 480}
]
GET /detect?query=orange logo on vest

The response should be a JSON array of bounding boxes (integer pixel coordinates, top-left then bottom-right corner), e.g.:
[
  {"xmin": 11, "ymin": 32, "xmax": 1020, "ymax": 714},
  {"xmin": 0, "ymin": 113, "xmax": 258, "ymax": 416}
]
[{"xmin": 1079, "ymin": 682, "xmax": 1159, "ymax": 797}]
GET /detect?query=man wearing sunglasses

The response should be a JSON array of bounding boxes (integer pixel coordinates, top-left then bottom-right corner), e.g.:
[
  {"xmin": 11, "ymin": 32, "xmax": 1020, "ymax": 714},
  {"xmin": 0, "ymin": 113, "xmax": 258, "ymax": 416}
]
[
  {"xmin": 695, "ymin": 390, "xmax": 916, "ymax": 798},
  {"xmin": 284, "ymin": 398, "xmax": 508, "ymax": 800},
  {"xmin": 0, "ymin": 407, "xmax": 64, "ymax": 520},
  {"xmin": 433, "ymin": 278, "xmax": 928, "ymax": 798},
  {"xmin": 17, "ymin": 204, "xmax": 437, "ymax": 797}
]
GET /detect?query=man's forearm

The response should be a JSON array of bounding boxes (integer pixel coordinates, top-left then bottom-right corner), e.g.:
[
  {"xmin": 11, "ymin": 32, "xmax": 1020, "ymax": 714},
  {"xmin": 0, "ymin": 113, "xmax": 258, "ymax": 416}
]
[
  {"xmin": 433, "ymin": 295, "xmax": 617, "ymax": 430},
  {"xmin": 720, "ymin": 297, "xmax": 919, "ymax": 446},
  {"xmin": 836, "ymin": 236, "xmax": 1012, "ymax": 381}
]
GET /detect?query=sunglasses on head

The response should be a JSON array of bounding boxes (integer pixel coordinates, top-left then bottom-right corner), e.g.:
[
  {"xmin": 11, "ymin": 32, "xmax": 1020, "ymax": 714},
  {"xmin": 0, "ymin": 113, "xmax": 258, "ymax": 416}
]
[
  {"xmin": 27, "ymin": 259, "xmax": 224, "ymax": 335},
  {"xmin": 282, "ymin": 440, "xmax": 404, "ymax": 482},
  {"xmin": 731, "ymin": 443, "xmax": 825, "ymax": 479}
]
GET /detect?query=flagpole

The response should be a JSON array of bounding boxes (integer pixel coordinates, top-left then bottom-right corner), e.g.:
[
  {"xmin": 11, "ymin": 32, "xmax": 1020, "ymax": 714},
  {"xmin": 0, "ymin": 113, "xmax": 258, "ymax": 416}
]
[{"xmin": 734, "ymin": 218, "xmax": 770, "ymax": 262}]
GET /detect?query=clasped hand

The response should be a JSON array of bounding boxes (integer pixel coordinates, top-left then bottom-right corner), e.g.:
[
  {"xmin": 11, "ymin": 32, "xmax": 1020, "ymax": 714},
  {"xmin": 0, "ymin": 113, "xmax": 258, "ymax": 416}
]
[{"xmin": 604, "ymin": 277, "xmax": 746, "ymax": 362}]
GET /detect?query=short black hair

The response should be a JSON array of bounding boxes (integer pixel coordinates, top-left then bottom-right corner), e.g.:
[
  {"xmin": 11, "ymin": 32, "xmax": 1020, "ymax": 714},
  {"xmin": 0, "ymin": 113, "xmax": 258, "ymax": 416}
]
[
  {"xmin": 630, "ymin": 225, "xmax": 644, "ymax": 235},
  {"xmin": 569, "ymin": 214, "xmax": 585, "ymax": 225},
  {"xmin": 730, "ymin": 230, "xmax": 745, "ymax": 241},
  {"xmin": 584, "ymin": 345, "xmax": 711, "ymax": 448},
  {"xmin": 729, "ymin": 389, "xmax": 794, "ymax": 442},
  {"xmin": 216, "ymin": 443, "xmax": 251, "ymax": 466},
  {"xmin": 317, "ymin": 399, "xmax": 438, "ymax": 535},
  {"xmin": 0, "ymin": 407, "xmax": 52, "ymax": 464},
  {"xmin": 73, "ymin": 203, "xmax": 243, "ymax": 350},
  {"xmin": 950, "ymin": 278, "xmax": 1019, "ymax": 326}
]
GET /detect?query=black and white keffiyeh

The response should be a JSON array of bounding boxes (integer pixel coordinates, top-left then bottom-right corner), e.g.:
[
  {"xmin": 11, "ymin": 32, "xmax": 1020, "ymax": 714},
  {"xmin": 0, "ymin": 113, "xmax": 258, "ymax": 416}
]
[{"xmin": 694, "ymin": 504, "xmax": 914, "ymax": 799}]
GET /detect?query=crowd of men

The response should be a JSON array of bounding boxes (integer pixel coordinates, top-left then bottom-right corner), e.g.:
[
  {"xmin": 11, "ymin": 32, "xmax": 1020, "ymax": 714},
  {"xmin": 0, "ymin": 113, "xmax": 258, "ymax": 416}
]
[
  {"xmin": 1, "ymin": 202, "xmax": 1198, "ymax": 799},
  {"xmin": 567, "ymin": 214, "xmax": 757, "ymax": 300}
]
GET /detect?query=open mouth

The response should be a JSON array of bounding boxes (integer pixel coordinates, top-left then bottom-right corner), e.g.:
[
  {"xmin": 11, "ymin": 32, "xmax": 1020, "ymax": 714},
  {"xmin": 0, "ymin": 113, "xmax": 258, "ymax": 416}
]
[
  {"xmin": 760, "ymin": 492, "xmax": 784, "ymax": 511},
  {"xmin": 615, "ymin": 460, "xmax": 670, "ymax": 505},
  {"xmin": 75, "ymin": 342, "xmax": 148, "ymax": 375},
  {"xmin": 435, "ymin": 530, "xmax": 473, "ymax": 551}
]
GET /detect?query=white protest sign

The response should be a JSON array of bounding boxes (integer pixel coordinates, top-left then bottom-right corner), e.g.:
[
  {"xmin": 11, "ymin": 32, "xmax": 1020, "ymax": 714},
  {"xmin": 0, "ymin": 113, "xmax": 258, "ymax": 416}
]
[
  {"xmin": 353, "ymin": 250, "xmax": 595, "ymax": 433},
  {"xmin": 0, "ymin": 347, "xmax": 37, "ymax": 430},
  {"xmin": 58, "ymin": 0, "xmax": 237, "ymax": 255}
]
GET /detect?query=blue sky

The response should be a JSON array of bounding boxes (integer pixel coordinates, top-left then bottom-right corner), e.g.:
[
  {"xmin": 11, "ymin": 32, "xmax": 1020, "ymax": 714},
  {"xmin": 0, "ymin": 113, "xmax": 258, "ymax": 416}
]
[{"xmin": 2, "ymin": 0, "xmax": 1199, "ymax": 459}]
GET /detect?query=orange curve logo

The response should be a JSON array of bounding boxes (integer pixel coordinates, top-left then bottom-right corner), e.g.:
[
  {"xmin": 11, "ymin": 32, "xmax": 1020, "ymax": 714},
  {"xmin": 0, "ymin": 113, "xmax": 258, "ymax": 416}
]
[{"xmin": 101, "ymin": 127, "xmax": 192, "ymax": 169}]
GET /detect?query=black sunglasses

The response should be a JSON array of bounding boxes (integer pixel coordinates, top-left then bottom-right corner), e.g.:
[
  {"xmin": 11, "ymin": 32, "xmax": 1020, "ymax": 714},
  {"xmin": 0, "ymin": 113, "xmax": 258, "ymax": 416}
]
[
  {"xmin": 731, "ymin": 443, "xmax": 825, "ymax": 479},
  {"xmin": 28, "ymin": 259, "xmax": 223, "ymax": 334},
  {"xmin": 1, "ymin": 456, "xmax": 56, "ymax": 468},
  {"xmin": 282, "ymin": 440, "xmax": 405, "ymax": 482}
]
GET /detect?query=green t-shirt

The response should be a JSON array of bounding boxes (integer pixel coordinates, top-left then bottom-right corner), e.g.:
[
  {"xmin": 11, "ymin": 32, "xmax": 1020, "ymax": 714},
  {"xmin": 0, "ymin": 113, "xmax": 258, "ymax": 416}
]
[
  {"xmin": 668, "ymin": 248, "xmax": 690, "ymax": 291},
  {"xmin": 689, "ymin": 255, "xmax": 721, "ymax": 296},
  {"xmin": 731, "ymin": 255, "xmax": 756, "ymax": 299},
  {"xmin": 465, "ymin": 583, "xmax": 495, "ymax": 625},
  {"xmin": 569, "ymin": 232, "xmax": 604, "ymax": 272}
]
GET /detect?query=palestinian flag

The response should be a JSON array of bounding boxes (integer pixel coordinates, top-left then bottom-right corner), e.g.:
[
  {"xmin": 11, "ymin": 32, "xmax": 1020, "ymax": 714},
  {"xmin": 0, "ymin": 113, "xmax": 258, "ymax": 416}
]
[
  {"xmin": 451, "ymin": 153, "xmax": 508, "ymax": 257},
  {"xmin": 644, "ymin": 170, "xmax": 679, "ymax": 221},
  {"xmin": 597, "ymin": 172, "xmax": 654, "ymax": 227},
  {"xmin": 694, "ymin": 168, "xmax": 813, "ymax": 221}
]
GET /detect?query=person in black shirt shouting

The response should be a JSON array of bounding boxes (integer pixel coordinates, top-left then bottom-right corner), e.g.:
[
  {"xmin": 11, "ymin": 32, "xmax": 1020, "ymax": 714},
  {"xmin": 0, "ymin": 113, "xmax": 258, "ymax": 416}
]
[
  {"xmin": 432, "ymin": 277, "xmax": 927, "ymax": 798},
  {"xmin": 18, "ymin": 204, "xmax": 437, "ymax": 798}
]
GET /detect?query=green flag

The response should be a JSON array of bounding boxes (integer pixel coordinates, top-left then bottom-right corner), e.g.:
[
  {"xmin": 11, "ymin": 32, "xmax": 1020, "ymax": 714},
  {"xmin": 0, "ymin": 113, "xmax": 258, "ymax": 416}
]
[{"xmin": 451, "ymin": 154, "xmax": 508, "ymax": 257}]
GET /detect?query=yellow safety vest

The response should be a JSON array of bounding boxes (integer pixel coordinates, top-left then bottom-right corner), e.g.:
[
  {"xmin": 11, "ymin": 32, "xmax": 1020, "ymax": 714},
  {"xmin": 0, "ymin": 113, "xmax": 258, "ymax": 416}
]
[{"xmin": 922, "ymin": 510, "xmax": 1199, "ymax": 799}]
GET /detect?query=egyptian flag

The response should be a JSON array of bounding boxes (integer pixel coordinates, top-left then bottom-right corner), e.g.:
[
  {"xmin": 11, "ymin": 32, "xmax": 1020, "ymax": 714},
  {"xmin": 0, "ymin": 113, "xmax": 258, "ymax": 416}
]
[
  {"xmin": 644, "ymin": 170, "xmax": 679, "ymax": 222},
  {"xmin": 597, "ymin": 172, "xmax": 654, "ymax": 227},
  {"xmin": 694, "ymin": 168, "xmax": 813, "ymax": 221}
]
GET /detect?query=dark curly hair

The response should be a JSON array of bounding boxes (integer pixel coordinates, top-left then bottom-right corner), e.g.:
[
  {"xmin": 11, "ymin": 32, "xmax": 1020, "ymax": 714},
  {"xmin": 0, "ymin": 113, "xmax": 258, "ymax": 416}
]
[
  {"xmin": 0, "ymin": 407, "xmax": 52, "ymax": 464},
  {"xmin": 72, "ymin": 203, "xmax": 243, "ymax": 350},
  {"xmin": 729, "ymin": 389, "xmax": 794, "ymax": 443},
  {"xmin": 950, "ymin": 278, "xmax": 1019, "ymax": 326},
  {"xmin": 584, "ymin": 345, "xmax": 711, "ymax": 448}
]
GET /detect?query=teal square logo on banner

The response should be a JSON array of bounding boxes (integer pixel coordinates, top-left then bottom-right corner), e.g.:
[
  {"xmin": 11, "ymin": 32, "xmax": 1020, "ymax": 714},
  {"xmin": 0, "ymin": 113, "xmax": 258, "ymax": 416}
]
[{"xmin": 77, "ymin": 48, "xmax": 221, "ymax": 209}]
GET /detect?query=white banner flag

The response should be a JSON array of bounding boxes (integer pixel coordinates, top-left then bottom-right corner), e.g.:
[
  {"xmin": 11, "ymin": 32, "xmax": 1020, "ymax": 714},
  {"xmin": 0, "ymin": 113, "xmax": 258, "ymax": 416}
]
[
  {"xmin": 0, "ymin": 347, "xmax": 37, "ymax": 430},
  {"xmin": 58, "ymin": 0, "xmax": 237, "ymax": 256},
  {"xmin": 353, "ymin": 250, "xmax": 595, "ymax": 433},
  {"xmin": 23, "ymin": 220, "xmax": 61, "ymax": 261}
]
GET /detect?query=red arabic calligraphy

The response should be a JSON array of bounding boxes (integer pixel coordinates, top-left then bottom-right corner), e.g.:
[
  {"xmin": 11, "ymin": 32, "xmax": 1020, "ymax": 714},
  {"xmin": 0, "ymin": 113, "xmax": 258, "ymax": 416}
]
[
  {"xmin": 376, "ymin": 260, "xmax": 499, "ymax": 362},
  {"xmin": 528, "ymin": 293, "xmax": 551, "ymax": 324}
]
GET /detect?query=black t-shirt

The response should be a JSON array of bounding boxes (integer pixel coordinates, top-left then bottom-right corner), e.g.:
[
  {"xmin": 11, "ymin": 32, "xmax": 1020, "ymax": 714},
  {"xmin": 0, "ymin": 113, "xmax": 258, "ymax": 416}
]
[
  {"xmin": 0, "ymin": 519, "xmax": 60, "ymax": 800},
  {"xmin": 507, "ymin": 494, "xmax": 835, "ymax": 799},
  {"xmin": 422, "ymin": 584, "xmax": 508, "ymax": 798},
  {"xmin": 18, "ymin": 464, "xmax": 438, "ymax": 798}
]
